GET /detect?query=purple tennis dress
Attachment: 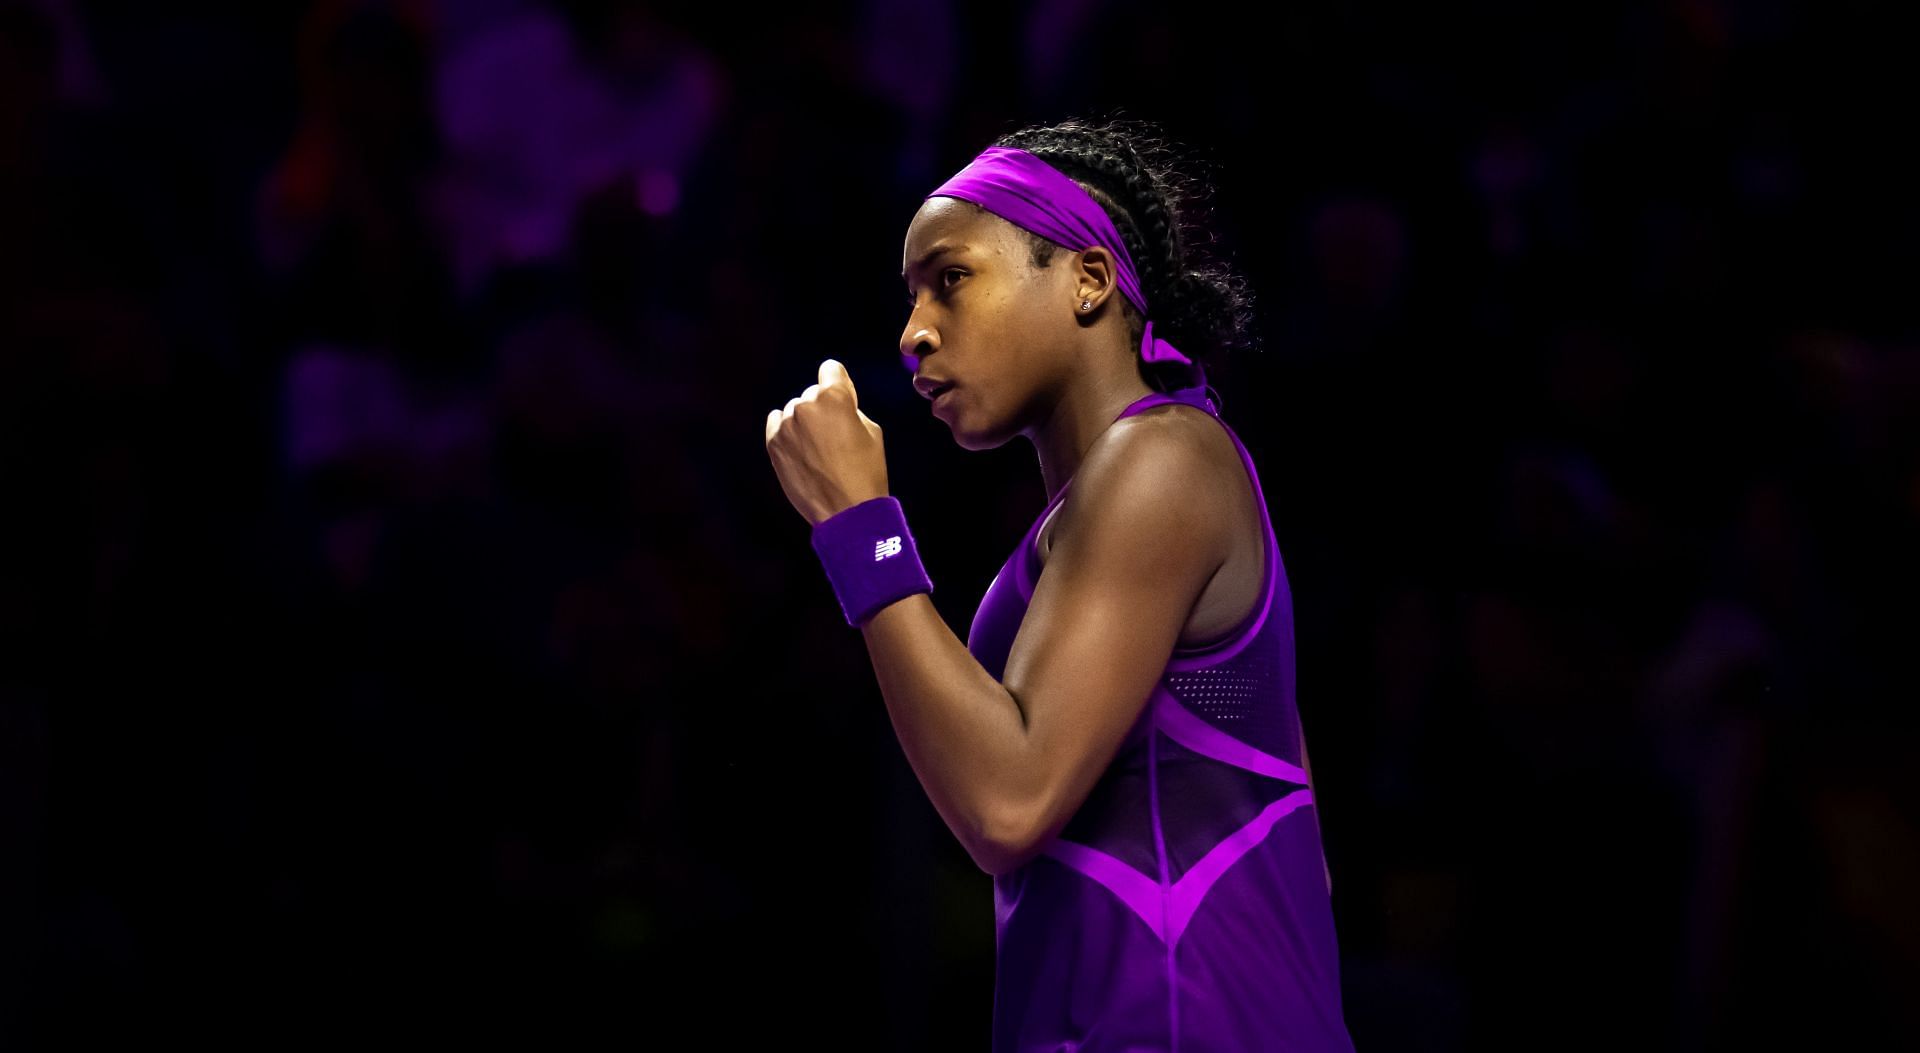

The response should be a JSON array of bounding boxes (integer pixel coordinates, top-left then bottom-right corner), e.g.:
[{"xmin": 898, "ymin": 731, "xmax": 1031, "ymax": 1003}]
[{"xmin": 965, "ymin": 384, "xmax": 1355, "ymax": 1052}]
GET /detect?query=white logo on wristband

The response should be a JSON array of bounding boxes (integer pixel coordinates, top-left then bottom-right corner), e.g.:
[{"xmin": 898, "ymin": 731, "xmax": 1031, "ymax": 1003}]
[{"xmin": 875, "ymin": 536, "xmax": 903, "ymax": 560}]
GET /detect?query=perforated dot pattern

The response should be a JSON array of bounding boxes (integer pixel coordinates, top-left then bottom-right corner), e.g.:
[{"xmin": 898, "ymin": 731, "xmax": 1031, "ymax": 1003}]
[
  {"xmin": 1162, "ymin": 645, "xmax": 1296, "ymax": 761},
  {"xmin": 1164, "ymin": 666, "xmax": 1261, "ymax": 721}
]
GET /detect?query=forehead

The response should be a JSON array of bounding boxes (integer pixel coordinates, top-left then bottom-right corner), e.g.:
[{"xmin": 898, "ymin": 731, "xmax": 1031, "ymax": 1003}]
[{"xmin": 901, "ymin": 197, "xmax": 1000, "ymax": 267}]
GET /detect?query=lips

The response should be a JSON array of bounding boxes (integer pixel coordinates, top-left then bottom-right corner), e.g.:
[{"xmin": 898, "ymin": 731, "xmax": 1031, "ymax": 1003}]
[{"xmin": 914, "ymin": 377, "xmax": 956, "ymax": 401}]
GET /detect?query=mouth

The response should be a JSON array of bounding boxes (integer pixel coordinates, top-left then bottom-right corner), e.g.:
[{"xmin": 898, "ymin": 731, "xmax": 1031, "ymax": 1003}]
[{"xmin": 918, "ymin": 380, "xmax": 956, "ymax": 403}]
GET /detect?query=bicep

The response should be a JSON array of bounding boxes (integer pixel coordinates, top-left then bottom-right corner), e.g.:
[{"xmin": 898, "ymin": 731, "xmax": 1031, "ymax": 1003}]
[{"xmin": 996, "ymin": 428, "xmax": 1228, "ymax": 860}]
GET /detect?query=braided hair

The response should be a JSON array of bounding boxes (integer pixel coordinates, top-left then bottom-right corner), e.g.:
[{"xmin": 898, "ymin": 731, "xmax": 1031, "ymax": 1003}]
[{"xmin": 987, "ymin": 115, "xmax": 1260, "ymax": 394}]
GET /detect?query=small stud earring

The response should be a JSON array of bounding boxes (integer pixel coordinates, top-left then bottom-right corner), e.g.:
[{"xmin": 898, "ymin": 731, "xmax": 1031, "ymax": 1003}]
[{"xmin": 1081, "ymin": 300, "xmax": 1091, "ymax": 311}]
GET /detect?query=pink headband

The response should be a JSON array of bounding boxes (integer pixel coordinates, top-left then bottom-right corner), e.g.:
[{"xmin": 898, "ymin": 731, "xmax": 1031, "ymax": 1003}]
[{"xmin": 926, "ymin": 145, "xmax": 1194, "ymax": 370}]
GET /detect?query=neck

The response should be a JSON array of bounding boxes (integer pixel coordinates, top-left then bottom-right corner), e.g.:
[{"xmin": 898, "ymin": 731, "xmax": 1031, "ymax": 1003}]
[{"xmin": 1028, "ymin": 364, "xmax": 1157, "ymax": 502}]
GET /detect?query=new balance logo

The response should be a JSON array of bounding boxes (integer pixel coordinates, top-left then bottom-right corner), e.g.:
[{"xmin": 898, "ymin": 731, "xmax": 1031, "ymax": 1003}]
[{"xmin": 874, "ymin": 536, "xmax": 903, "ymax": 560}]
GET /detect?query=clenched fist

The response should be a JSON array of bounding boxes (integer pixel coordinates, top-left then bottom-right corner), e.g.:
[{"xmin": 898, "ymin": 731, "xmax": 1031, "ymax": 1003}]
[{"xmin": 765, "ymin": 359, "xmax": 889, "ymax": 526}]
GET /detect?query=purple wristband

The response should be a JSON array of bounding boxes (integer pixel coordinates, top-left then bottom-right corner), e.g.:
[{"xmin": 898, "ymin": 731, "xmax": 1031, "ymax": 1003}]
[{"xmin": 809, "ymin": 496, "xmax": 934, "ymax": 627}]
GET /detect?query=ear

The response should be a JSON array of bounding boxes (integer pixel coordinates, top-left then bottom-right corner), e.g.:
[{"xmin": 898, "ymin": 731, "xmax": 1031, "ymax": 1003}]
[{"xmin": 1073, "ymin": 246, "xmax": 1120, "ymax": 313}]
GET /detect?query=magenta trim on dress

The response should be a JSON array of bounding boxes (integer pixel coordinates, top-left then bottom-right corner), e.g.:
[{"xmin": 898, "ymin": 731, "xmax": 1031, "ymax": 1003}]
[
  {"xmin": 1154, "ymin": 688, "xmax": 1310, "ymax": 783},
  {"xmin": 1039, "ymin": 789, "xmax": 1316, "ymax": 948},
  {"xmin": 1039, "ymin": 688, "xmax": 1317, "ymax": 949},
  {"xmin": 1165, "ymin": 791, "xmax": 1315, "ymax": 946}
]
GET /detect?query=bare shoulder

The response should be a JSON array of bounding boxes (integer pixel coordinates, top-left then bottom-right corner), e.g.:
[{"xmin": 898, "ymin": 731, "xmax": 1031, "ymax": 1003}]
[
  {"xmin": 1043, "ymin": 403, "xmax": 1242, "ymax": 558},
  {"xmin": 1120, "ymin": 402, "xmax": 1242, "ymax": 475}
]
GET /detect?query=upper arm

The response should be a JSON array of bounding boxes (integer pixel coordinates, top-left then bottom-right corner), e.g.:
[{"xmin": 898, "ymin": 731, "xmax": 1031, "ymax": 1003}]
[{"xmin": 989, "ymin": 417, "xmax": 1232, "ymax": 872}]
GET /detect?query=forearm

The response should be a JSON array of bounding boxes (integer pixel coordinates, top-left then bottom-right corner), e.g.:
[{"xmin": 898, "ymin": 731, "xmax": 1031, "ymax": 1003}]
[{"xmin": 859, "ymin": 593, "xmax": 1033, "ymax": 870}]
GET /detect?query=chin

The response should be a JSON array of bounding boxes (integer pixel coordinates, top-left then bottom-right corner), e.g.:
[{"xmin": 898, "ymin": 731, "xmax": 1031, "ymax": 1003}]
[
  {"xmin": 938, "ymin": 390, "xmax": 1019, "ymax": 450},
  {"xmin": 948, "ymin": 417, "xmax": 1018, "ymax": 451}
]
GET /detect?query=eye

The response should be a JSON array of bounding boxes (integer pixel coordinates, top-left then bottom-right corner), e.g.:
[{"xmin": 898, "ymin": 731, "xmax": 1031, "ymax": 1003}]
[{"xmin": 906, "ymin": 268, "xmax": 965, "ymax": 307}]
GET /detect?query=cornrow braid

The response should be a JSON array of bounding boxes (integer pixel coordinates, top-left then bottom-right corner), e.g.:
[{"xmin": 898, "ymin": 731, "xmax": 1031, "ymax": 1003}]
[{"xmin": 987, "ymin": 115, "xmax": 1260, "ymax": 393}]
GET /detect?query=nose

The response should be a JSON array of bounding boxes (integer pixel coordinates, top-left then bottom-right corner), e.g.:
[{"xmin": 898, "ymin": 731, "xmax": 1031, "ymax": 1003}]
[{"xmin": 899, "ymin": 323, "xmax": 936, "ymax": 374}]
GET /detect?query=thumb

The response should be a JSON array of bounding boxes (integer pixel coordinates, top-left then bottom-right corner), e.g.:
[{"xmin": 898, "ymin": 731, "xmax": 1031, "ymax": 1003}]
[{"xmin": 820, "ymin": 358, "xmax": 856, "ymax": 407}]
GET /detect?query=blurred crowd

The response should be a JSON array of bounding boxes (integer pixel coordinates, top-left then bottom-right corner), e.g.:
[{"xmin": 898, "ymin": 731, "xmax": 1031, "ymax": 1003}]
[{"xmin": 1, "ymin": 0, "xmax": 1916, "ymax": 1048}]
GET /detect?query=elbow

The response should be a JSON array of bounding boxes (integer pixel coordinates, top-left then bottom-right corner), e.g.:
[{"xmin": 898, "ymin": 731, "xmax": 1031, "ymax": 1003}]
[
  {"xmin": 966, "ymin": 842, "xmax": 1015, "ymax": 878},
  {"xmin": 968, "ymin": 838, "xmax": 1032, "ymax": 879},
  {"xmin": 970, "ymin": 800, "xmax": 1043, "ymax": 878}
]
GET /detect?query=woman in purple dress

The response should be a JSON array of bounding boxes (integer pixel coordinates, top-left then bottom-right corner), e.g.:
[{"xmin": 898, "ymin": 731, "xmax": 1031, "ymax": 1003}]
[{"xmin": 766, "ymin": 116, "xmax": 1355, "ymax": 1051}]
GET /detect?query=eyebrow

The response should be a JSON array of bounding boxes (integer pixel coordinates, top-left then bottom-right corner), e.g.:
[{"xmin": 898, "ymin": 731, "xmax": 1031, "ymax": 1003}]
[{"xmin": 901, "ymin": 242, "xmax": 970, "ymax": 283}]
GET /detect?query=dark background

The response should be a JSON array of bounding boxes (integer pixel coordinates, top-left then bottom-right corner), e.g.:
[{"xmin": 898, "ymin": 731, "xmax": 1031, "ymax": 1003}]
[{"xmin": 3, "ymin": 0, "xmax": 1917, "ymax": 1047}]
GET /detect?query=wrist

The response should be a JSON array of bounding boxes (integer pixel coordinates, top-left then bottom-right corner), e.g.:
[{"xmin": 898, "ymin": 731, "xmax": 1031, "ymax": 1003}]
[{"xmin": 810, "ymin": 495, "xmax": 935, "ymax": 627}]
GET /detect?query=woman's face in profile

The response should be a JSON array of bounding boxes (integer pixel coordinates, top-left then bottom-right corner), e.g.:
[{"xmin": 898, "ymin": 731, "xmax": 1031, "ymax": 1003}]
[{"xmin": 900, "ymin": 198, "xmax": 1073, "ymax": 450}]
